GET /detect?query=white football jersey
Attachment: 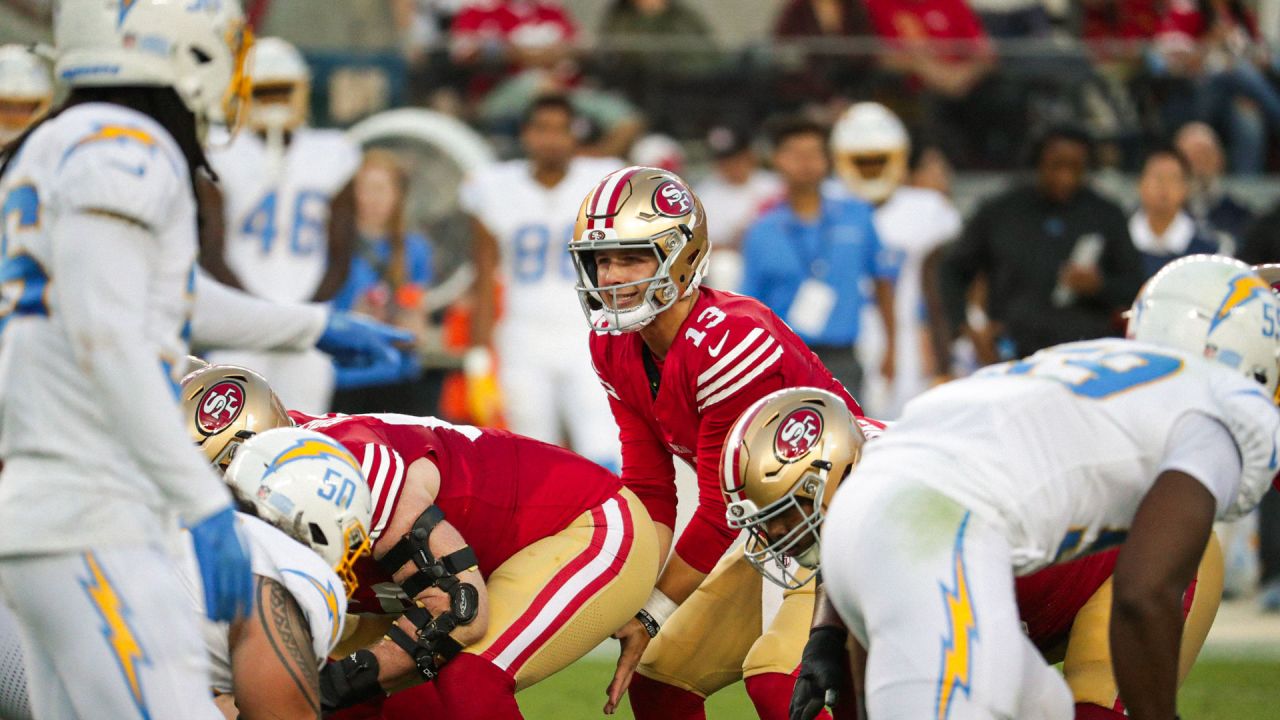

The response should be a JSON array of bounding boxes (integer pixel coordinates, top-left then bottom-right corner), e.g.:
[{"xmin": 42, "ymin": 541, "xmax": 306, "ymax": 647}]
[
  {"xmin": 210, "ymin": 128, "xmax": 359, "ymax": 303},
  {"xmin": 460, "ymin": 156, "xmax": 623, "ymax": 333},
  {"xmin": 858, "ymin": 186, "xmax": 962, "ymax": 416},
  {"xmin": 178, "ymin": 513, "xmax": 347, "ymax": 693},
  {"xmin": 0, "ymin": 103, "xmax": 223, "ymax": 553},
  {"xmin": 869, "ymin": 338, "xmax": 1280, "ymax": 575}
]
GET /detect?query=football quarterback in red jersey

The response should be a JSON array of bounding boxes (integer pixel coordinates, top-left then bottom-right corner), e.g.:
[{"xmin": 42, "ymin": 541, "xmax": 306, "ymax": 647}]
[
  {"xmin": 568, "ymin": 166, "xmax": 867, "ymax": 717},
  {"xmin": 723, "ymin": 387, "xmax": 1223, "ymax": 720},
  {"xmin": 179, "ymin": 365, "xmax": 659, "ymax": 720}
]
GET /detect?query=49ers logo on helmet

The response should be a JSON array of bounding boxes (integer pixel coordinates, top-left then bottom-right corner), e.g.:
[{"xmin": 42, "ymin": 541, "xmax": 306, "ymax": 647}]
[
  {"xmin": 652, "ymin": 180, "xmax": 692, "ymax": 217},
  {"xmin": 196, "ymin": 380, "xmax": 245, "ymax": 436},
  {"xmin": 774, "ymin": 408, "xmax": 823, "ymax": 461}
]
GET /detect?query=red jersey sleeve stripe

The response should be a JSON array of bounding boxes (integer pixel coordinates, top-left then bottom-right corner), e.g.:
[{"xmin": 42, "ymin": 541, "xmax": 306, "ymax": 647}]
[
  {"xmin": 695, "ymin": 334, "xmax": 777, "ymax": 403},
  {"xmin": 697, "ymin": 346, "xmax": 784, "ymax": 411},
  {"xmin": 696, "ymin": 327, "xmax": 764, "ymax": 386},
  {"xmin": 373, "ymin": 448, "xmax": 405, "ymax": 540},
  {"xmin": 364, "ymin": 444, "xmax": 405, "ymax": 540},
  {"xmin": 855, "ymin": 417, "xmax": 888, "ymax": 440}
]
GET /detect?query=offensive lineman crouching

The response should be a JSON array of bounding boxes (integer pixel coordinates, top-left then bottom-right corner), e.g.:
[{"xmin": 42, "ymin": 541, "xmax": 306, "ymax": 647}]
[{"xmin": 180, "ymin": 365, "xmax": 659, "ymax": 719}]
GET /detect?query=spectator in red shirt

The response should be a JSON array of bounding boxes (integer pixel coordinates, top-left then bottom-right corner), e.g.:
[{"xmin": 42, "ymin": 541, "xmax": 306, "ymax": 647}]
[
  {"xmin": 864, "ymin": 0, "xmax": 1000, "ymax": 166},
  {"xmin": 864, "ymin": 0, "xmax": 996, "ymax": 99},
  {"xmin": 1151, "ymin": 0, "xmax": 1280, "ymax": 174},
  {"xmin": 449, "ymin": 0, "xmax": 578, "ymax": 101}
]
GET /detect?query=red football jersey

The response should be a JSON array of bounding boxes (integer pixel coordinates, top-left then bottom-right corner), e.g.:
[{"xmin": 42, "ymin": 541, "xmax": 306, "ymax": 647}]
[
  {"xmin": 289, "ymin": 411, "xmax": 622, "ymax": 615},
  {"xmin": 590, "ymin": 287, "xmax": 863, "ymax": 573},
  {"xmin": 1015, "ymin": 550, "xmax": 1118, "ymax": 646}
]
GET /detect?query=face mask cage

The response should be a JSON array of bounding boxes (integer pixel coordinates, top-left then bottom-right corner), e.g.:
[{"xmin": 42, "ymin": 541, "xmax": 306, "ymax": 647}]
[
  {"xmin": 207, "ymin": 22, "xmax": 253, "ymax": 149},
  {"xmin": 208, "ymin": 430, "xmax": 256, "ymax": 470},
  {"xmin": 570, "ymin": 228, "xmax": 686, "ymax": 333},
  {"xmin": 729, "ymin": 468, "xmax": 829, "ymax": 590},
  {"xmin": 334, "ymin": 520, "xmax": 372, "ymax": 598}
]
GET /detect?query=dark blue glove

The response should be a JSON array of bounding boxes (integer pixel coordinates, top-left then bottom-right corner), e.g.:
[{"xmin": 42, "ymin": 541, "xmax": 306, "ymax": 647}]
[
  {"xmin": 318, "ymin": 312, "xmax": 416, "ymax": 390},
  {"xmin": 189, "ymin": 505, "xmax": 254, "ymax": 623}
]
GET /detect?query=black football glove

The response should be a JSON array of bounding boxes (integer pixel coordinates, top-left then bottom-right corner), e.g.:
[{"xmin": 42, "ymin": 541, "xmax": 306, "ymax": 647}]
[
  {"xmin": 319, "ymin": 649, "xmax": 382, "ymax": 714},
  {"xmin": 790, "ymin": 626, "xmax": 848, "ymax": 720}
]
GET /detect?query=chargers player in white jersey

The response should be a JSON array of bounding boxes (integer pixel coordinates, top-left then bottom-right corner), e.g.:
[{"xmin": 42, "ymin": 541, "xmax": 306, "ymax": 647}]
[
  {"xmin": 0, "ymin": 44, "xmax": 52, "ymax": 145},
  {"xmin": 810, "ymin": 255, "xmax": 1280, "ymax": 720},
  {"xmin": 462, "ymin": 93, "xmax": 621, "ymax": 468},
  {"xmin": 0, "ymin": 1, "xmax": 257, "ymax": 718},
  {"xmin": 204, "ymin": 36, "xmax": 361, "ymax": 413},
  {"xmin": 830, "ymin": 102, "xmax": 962, "ymax": 418},
  {"xmin": 0, "ymin": 427, "xmax": 374, "ymax": 720}
]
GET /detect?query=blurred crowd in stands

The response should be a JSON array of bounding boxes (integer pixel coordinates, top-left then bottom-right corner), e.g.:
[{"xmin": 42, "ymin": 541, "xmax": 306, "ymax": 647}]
[{"xmin": 7, "ymin": 0, "xmax": 1280, "ymax": 608}]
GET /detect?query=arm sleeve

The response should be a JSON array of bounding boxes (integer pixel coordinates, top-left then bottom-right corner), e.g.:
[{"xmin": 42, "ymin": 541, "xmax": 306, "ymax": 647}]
[
  {"xmin": 1158, "ymin": 411, "xmax": 1243, "ymax": 517},
  {"xmin": 939, "ymin": 202, "xmax": 991, "ymax": 331},
  {"xmin": 606, "ymin": 393, "xmax": 677, "ymax": 529},
  {"xmin": 677, "ymin": 364, "xmax": 787, "ymax": 573},
  {"xmin": 51, "ymin": 212, "xmax": 230, "ymax": 524},
  {"xmin": 191, "ymin": 269, "xmax": 328, "ymax": 352}
]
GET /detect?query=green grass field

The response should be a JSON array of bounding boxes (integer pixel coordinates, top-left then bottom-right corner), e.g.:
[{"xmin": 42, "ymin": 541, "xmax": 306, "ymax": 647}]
[{"xmin": 515, "ymin": 656, "xmax": 1280, "ymax": 719}]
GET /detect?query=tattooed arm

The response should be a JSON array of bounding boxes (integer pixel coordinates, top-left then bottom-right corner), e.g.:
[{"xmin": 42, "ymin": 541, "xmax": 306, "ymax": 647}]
[{"xmin": 226, "ymin": 576, "xmax": 321, "ymax": 719}]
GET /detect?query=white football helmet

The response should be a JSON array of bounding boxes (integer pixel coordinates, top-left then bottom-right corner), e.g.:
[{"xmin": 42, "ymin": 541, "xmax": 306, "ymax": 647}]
[
  {"xmin": 54, "ymin": 0, "xmax": 253, "ymax": 131},
  {"xmin": 1128, "ymin": 254, "xmax": 1280, "ymax": 402},
  {"xmin": 246, "ymin": 36, "xmax": 310, "ymax": 134},
  {"xmin": 226, "ymin": 427, "xmax": 373, "ymax": 596},
  {"xmin": 0, "ymin": 45, "xmax": 53, "ymax": 144},
  {"xmin": 831, "ymin": 102, "xmax": 910, "ymax": 204}
]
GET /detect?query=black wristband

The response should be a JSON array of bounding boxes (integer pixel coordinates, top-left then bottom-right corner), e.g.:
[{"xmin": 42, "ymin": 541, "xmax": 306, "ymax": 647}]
[{"xmin": 635, "ymin": 608, "xmax": 660, "ymax": 638}]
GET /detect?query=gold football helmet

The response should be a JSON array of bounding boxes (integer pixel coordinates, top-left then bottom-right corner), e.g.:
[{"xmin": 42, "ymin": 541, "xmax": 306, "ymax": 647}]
[
  {"xmin": 721, "ymin": 387, "xmax": 865, "ymax": 589},
  {"xmin": 830, "ymin": 102, "xmax": 909, "ymax": 204},
  {"xmin": 181, "ymin": 364, "xmax": 293, "ymax": 469},
  {"xmin": 569, "ymin": 166, "xmax": 710, "ymax": 332}
]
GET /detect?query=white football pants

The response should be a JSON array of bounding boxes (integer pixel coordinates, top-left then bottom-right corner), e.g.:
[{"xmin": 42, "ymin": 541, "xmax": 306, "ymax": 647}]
[
  {"xmin": 0, "ymin": 547, "xmax": 222, "ymax": 720},
  {"xmin": 820, "ymin": 450, "xmax": 1074, "ymax": 720}
]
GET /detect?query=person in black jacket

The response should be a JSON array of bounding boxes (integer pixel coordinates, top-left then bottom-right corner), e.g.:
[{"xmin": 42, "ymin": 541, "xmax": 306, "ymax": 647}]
[{"xmin": 938, "ymin": 125, "xmax": 1145, "ymax": 364}]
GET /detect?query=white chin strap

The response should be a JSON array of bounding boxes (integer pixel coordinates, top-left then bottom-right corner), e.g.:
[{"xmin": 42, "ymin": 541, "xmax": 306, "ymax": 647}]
[{"xmin": 589, "ymin": 303, "xmax": 657, "ymax": 334}]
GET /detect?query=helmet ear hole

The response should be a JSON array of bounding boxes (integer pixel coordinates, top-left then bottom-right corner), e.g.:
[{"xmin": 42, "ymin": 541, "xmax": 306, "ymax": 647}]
[
  {"xmin": 308, "ymin": 523, "xmax": 329, "ymax": 547},
  {"xmin": 190, "ymin": 47, "xmax": 213, "ymax": 64}
]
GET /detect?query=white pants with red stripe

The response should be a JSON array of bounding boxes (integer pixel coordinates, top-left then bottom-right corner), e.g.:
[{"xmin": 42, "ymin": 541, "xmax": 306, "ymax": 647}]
[
  {"xmin": 470, "ymin": 488, "xmax": 658, "ymax": 687},
  {"xmin": 821, "ymin": 461, "xmax": 1074, "ymax": 720}
]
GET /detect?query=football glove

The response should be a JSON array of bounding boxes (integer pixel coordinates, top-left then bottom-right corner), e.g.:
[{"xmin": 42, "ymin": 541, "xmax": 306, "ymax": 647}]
[
  {"xmin": 318, "ymin": 312, "xmax": 416, "ymax": 390},
  {"xmin": 189, "ymin": 505, "xmax": 254, "ymax": 623},
  {"xmin": 790, "ymin": 626, "xmax": 847, "ymax": 720}
]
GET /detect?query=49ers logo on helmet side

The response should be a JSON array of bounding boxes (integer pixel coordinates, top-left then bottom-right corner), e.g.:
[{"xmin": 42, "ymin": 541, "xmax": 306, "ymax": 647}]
[
  {"xmin": 652, "ymin": 180, "xmax": 693, "ymax": 217},
  {"xmin": 774, "ymin": 408, "xmax": 822, "ymax": 461},
  {"xmin": 196, "ymin": 380, "xmax": 245, "ymax": 436}
]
